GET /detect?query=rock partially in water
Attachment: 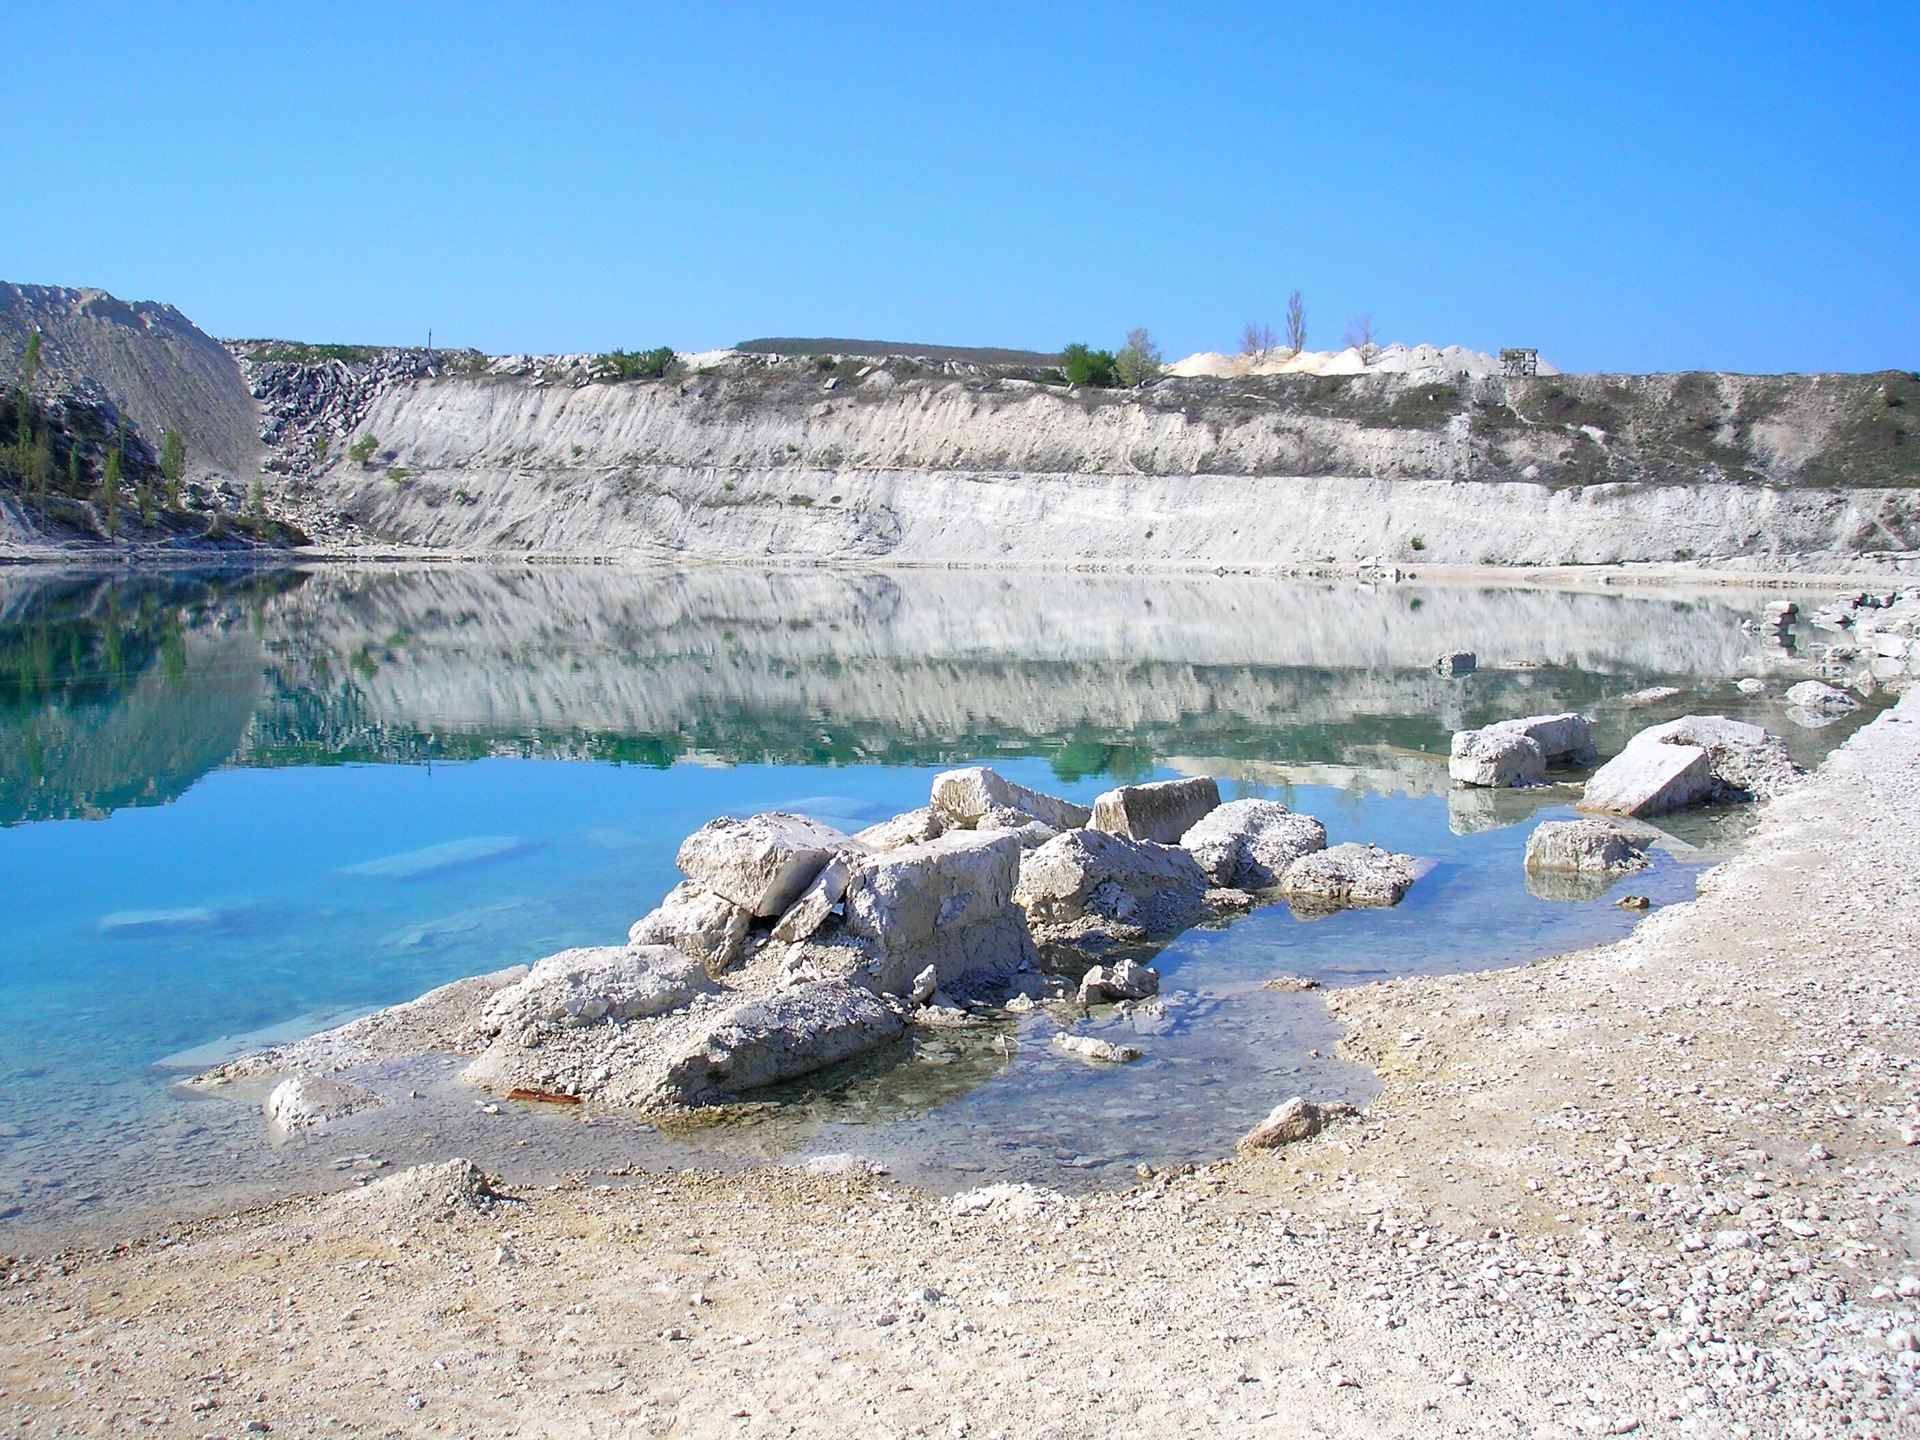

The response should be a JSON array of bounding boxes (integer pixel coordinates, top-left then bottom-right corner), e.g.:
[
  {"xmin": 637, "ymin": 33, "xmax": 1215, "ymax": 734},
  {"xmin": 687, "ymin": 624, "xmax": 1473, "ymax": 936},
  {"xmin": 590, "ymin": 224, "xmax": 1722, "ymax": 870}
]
[
  {"xmin": 1238, "ymin": 1096, "xmax": 1336, "ymax": 1150},
  {"xmin": 1581, "ymin": 740, "xmax": 1713, "ymax": 817},
  {"xmin": 1179, "ymin": 799, "xmax": 1327, "ymax": 887},
  {"xmin": 1524, "ymin": 817, "xmax": 1654, "ymax": 875},
  {"xmin": 677, "ymin": 813, "xmax": 861, "ymax": 917},
  {"xmin": 264, "ymin": 1074, "xmax": 384, "ymax": 1134},
  {"xmin": 658, "ymin": 980, "xmax": 907, "ymax": 1105},
  {"xmin": 1785, "ymin": 680, "xmax": 1860, "ymax": 716},
  {"xmin": 1281, "ymin": 843, "xmax": 1417, "ymax": 909},
  {"xmin": 629, "ymin": 882, "xmax": 753, "ymax": 975},
  {"xmin": 1014, "ymin": 828, "xmax": 1212, "ymax": 940},
  {"xmin": 1091, "ymin": 776, "xmax": 1220, "ymax": 845},
  {"xmin": 1486, "ymin": 711, "xmax": 1598, "ymax": 767},
  {"xmin": 930, "ymin": 766, "xmax": 1091, "ymax": 833},
  {"xmin": 1449, "ymin": 727, "xmax": 1547, "ymax": 788},
  {"xmin": 482, "ymin": 945, "xmax": 713, "ymax": 1033},
  {"xmin": 1635, "ymin": 714, "xmax": 1802, "ymax": 800},
  {"xmin": 1077, "ymin": 958, "xmax": 1160, "ymax": 1005},
  {"xmin": 839, "ymin": 829, "xmax": 1036, "ymax": 996}
]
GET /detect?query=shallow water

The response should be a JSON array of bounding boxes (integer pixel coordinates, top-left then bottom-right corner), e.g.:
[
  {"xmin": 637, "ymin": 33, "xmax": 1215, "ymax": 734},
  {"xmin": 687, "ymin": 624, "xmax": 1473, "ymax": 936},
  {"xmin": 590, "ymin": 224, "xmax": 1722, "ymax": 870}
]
[{"xmin": 0, "ymin": 564, "xmax": 1875, "ymax": 1248}]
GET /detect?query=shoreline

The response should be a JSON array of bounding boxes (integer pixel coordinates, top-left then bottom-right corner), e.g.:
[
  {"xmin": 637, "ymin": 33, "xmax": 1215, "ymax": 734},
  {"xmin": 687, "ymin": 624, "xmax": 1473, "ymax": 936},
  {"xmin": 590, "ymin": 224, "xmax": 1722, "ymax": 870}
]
[{"xmin": 3, "ymin": 698, "xmax": 1914, "ymax": 1434}]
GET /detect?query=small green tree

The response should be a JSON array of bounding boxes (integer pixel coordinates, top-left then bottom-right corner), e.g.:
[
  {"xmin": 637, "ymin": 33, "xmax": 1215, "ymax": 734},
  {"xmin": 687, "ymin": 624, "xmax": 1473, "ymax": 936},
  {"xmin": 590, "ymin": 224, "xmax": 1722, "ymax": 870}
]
[
  {"xmin": 66, "ymin": 446, "xmax": 81, "ymax": 502},
  {"xmin": 20, "ymin": 331, "xmax": 40, "ymax": 389},
  {"xmin": 249, "ymin": 480, "xmax": 267, "ymax": 520},
  {"xmin": 27, "ymin": 429, "xmax": 52, "ymax": 508},
  {"xmin": 160, "ymin": 428, "xmax": 186, "ymax": 508},
  {"xmin": 100, "ymin": 446, "xmax": 122, "ymax": 538},
  {"xmin": 1060, "ymin": 342, "xmax": 1118, "ymax": 388},
  {"xmin": 349, "ymin": 433, "xmax": 379, "ymax": 466},
  {"xmin": 1115, "ymin": 327, "xmax": 1163, "ymax": 387},
  {"xmin": 312, "ymin": 433, "xmax": 330, "ymax": 465}
]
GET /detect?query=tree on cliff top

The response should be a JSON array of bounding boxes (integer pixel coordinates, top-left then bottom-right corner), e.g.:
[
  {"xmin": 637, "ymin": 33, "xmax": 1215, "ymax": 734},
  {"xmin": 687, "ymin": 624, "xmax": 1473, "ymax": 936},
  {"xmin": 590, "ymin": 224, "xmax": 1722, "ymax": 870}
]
[
  {"xmin": 1060, "ymin": 342, "xmax": 1117, "ymax": 388},
  {"xmin": 1116, "ymin": 328, "xmax": 1162, "ymax": 387}
]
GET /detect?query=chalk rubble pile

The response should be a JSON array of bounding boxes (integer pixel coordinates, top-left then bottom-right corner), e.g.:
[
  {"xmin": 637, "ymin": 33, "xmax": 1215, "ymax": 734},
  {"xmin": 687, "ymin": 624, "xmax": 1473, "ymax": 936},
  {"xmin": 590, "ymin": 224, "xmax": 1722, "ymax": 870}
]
[{"xmin": 444, "ymin": 767, "xmax": 1421, "ymax": 1114}]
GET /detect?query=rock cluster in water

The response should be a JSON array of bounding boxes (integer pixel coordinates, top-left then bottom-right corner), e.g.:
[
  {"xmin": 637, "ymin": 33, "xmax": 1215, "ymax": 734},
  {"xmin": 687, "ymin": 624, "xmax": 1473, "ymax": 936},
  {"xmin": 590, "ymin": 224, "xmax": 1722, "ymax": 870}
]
[{"xmin": 454, "ymin": 767, "xmax": 1419, "ymax": 1114}]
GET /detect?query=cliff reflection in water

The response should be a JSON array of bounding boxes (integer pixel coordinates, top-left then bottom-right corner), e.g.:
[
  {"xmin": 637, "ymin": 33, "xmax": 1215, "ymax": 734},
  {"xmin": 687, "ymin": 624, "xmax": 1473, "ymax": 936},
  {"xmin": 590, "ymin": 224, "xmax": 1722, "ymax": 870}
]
[{"xmin": 0, "ymin": 562, "xmax": 1800, "ymax": 825}]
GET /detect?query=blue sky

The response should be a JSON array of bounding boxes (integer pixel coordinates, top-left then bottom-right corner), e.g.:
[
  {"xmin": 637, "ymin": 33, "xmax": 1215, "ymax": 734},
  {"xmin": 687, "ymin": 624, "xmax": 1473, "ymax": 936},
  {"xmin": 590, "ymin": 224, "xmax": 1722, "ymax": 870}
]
[{"xmin": 5, "ymin": 4, "xmax": 1913, "ymax": 373}]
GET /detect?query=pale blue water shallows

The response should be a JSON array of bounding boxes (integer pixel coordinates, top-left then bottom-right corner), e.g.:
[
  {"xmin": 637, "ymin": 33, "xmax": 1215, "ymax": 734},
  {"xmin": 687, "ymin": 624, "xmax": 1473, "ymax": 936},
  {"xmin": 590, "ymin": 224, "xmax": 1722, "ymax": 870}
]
[{"xmin": 0, "ymin": 564, "xmax": 1872, "ymax": 1250}]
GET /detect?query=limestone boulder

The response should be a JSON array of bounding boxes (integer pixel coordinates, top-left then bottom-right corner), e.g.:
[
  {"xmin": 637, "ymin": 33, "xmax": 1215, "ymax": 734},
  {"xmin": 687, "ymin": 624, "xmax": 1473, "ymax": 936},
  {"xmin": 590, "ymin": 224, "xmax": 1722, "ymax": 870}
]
[
  {"xmin": 676, "ymin": 813, "xmax": 861, "ymax": 917},
  {"xmin": 769, "ymin": 855, "xmax": 852, "ymax": 945},
  {"xmin": 1014, "ymin": 829, "xmax": 1212, "ymax": 932},
  {"xmin": 1281, "ymin": 843, "xmax": 1418, "ymax": 908},
  {"xmin": 482, "ymin": 945, "xmax": 713, "ymax": 1034},
  {"xmin": 657, "ymin": 980, "xmax": 906, "ymax": 1105},
  {"xmin": 1784, "ymin": 680, "xmax": 1859, "ymax": 716},
  {"xmin": 852, "ymin": 807, "xmax": 944, "ymax": 851},
  {"xmin": 628, "ymin": 882, "xmax": 753, "ymax": 975},
  {"xmin": 1238, "ymin": 1097, "xmax": 1329, "ymax": 1151},
  {"xmin": 1077, "ymin": 958, "xmax": 1160, "ymax": 1005},
  {"xmin": 839, "ymin": 829, "xmax": 1037, "ymax": 995},
  {"xmin": 1091, "ymin": 776, "xmax": 1221, "ymax": 845},
  {"xmin": 929, "ymin": 766, "xmax": 1091, "ymax": 833},
  {"xmin": 1580, "ymin": 742, "xmax": 1713, "ymax": 817},
  {"xmin": 1449, "ymin": 727, "xmax": 1547, "ymax": 788},
  {"xmin": 1635, "ymin": 714, "xmax": 1803, "ymax": 800},
  {"xmin": 1524, "ymin": 817, "xmax": 1653, "ymax": 875},
  {"xmin": 1487, "ymin": 712, "xmax": 1597, "ymax": 766},
  {"xmin": 1052, "ymin": 1033, "xmax": 1141, "ymax": 1065},
  {"xmin": 1179, "ymin": 799, "xmax": 1328, "ymax": 887}
]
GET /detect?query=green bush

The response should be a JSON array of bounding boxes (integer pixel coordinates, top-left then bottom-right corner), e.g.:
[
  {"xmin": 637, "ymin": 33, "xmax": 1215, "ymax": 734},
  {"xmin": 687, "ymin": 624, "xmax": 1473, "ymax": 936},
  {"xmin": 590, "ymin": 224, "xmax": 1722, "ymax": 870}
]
[
  {"xmin": 349, "ymin": 434, "xmax": 379, "ymax": 466},
  {"xmin": 1060, "ymin": 343, "xmax": 1118, "ymax": 388},
  {"xmin": 595, "ymin": 347, "xmax": 677, "ymax": 381}
]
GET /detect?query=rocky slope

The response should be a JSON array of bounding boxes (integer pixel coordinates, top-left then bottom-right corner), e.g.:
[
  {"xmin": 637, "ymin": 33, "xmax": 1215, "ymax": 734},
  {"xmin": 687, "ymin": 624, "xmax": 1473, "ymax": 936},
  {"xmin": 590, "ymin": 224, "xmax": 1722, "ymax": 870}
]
[{"xmin": 245, "ymin": 348, "xmax": 1920, "ymax": 569}]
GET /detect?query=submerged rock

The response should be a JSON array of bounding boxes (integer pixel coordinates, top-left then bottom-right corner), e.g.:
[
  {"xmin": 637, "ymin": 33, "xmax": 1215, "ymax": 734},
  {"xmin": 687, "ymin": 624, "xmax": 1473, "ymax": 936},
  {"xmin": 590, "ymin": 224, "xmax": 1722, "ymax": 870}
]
[
  {"xmin": 1091, "ymin": 776, "xmax": 1220, "ymax": 845},
  {"xmin": 929, "ymin": 766, "xmax": 1091, "ymax": 833},
  {"xmin": 676, "ymin": 813, "xmax": 861, "ymax": 917},
  {"xmin": 629, "ymin": 882, "xmax": 753, "ymax": 975},
  {"xmin": 482, "ymin": 945, "xmax": 713, "ymax": 1034},
  {"xmin": 658, "ymin": 980, "xmax": 906, "ymax": 1105},
  {"xmin": 264, "ymin": 1074, "xmax": 384, "ymax": 1133},
  {"xmin": 1524, "ymin": 817, "xmax": 1654, "ymax": 875},
  {"xmin": 1052, "ymin": 1033, "xmax": 1141, "ymax": 1065},
  {"xmin": 1180, "ymin": 799, "xmax": 1327, "ymax": 888},
  {"xmin": 1449, "ymin": 727, "xmax": 1547, "ymax": 788},
  {"xmin": 1281, "ymin": 843, "xmax": 1418, "ymax": 909}
]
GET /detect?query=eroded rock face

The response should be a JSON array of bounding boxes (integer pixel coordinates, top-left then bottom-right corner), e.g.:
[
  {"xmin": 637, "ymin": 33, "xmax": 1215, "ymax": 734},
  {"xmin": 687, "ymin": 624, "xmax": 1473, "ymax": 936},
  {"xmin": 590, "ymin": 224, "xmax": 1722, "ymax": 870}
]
[
  {"xmin": 930, "ymin": 767, "xmax": 1091, "ymax": 833},
  {"xmin": 657, "ymin": 980, "xmax": 905, "ymax": 1105},
  {"xmin": 1487, "ymin": 712, "xmax": 1597, "ymax": 766},
  {"xmin": 676, "ymin": 813, "xmax": 860, "ymax": 917},
  {"xmin": 1180, "ymin": 799, "xmax": 1328, "ymax": 887},
  {"xmin": 629, "ymin": 882, "xmax": 753, "ymax": 975},
  {"xmin": 1281, "ymin": 843, "xmax": 1417, "ymax": 909},
  {"xmin": 264, "ymin": 1074, "xmax": 383, "ymax": 1133},
  {"xmin": 1635, "ymin": 715, "xmax": 1803, "ymax": 800},
  {"xmin": 1014, "ymin": 829, "xmax": 1212, "ymax": 933},
  {"xmin": 482, "ymin": 945, "xmax": 713, "ymax": 1035},
  {"xmin": 1524, "ymin": 817, "xmax": 1653, "ymax": 875},
  {"xmin": 1091, "ymin": 776, "xmax": 1221, "ymax": 845},
  {"xmin": 1581, "ymin": 741, "xmax": 1714, "ymax": 817},
  {"xmin": 1449, "ymin": 727, "xmax": 1547, "ymax": 788}
]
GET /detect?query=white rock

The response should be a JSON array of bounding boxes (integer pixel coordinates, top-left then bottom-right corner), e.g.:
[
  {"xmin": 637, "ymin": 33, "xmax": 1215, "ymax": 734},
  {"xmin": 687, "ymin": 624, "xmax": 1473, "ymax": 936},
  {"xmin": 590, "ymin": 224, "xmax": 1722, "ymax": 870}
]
[
  {"xmin": 1090, "ymin": 776, "xmax": 1221, "ymax": 845},
  {"xmin": 1524, "ymin": 817, "xmax": 1654, "ymax": 875},
  {"xmin": 1580, "ymin": 742, "xmax": 1713, "ymax": 817},
  {"xmin": 1014, "ymin": 828, "xmax": 1212, "ymax": 929},
  {"xmin": 852, "ymin": 807, "xmax": 944, "ymax": 851},
  {"xmin": 1179, "ymin": 799, "xmax": 1328, "ymax": 887},
  {"xmin": 629, "ymin": 882, "xmax": 752, "ymax": 975},
  {"xmin": 1077, "ymin": 958, "xmax": 1160, "ymax": 1004},
  {"xmin": 1634, "ymin": 714, "xmax": 1802, "ymax": 799},
  {"xmin": 264, "ymin": 1074, "xmax": 383, "ymax": 1133},
  {"xmin": 1486, "ymin": 712, "xmax": 1597, "ymax": 766},
  {"xmin": 1736, "ymin": 677, "xmax": 1768, "ymax": 695},
  {"xmin": 839, "ymin": 829, "xmax": 1035, "ymax": 995},
  {"xmin": 658, "ymin": 980, "xmax": 907, "ymax": 1103},
  {"xmin": 1785, "ymin": 679, "xmax": 1859, "ymax": 715},
  {"xmin": 1052, "ymin": 1033, "xmax": 1141, "ymax": 1064},
  {"xmin": 676, "ymin": 813, "xmax": 860, "ymax": 917},
  {"xmin": 1281, "ymin": 843, "xmax": 1417, "ymax": 908},
  {"xmin": 929, "ymin": 767, "xmax": 1091, "ymax": 832},
  {"xmin": 1449, "ymin": 728, "xmax": 1547, "ymax": 788},
  {"xmin": 769, "ymin": 854, "xmax": 852, "ymax": 945},
  {"xmin": 483, "ymin": 945, "xmax": 712, "ymax": 1032}
]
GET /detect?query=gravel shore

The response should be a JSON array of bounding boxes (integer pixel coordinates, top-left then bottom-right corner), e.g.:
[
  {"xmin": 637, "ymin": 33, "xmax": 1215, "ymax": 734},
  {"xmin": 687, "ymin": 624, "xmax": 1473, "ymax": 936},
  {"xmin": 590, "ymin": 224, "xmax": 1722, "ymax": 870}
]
[{"xmin": 3, "ymin": 696, "xmax": 1916, "ymax": 1438}]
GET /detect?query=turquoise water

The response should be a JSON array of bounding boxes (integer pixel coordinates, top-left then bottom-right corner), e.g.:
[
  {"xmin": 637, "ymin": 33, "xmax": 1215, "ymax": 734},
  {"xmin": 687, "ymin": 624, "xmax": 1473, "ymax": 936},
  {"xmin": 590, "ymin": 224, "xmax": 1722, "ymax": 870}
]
[{"xmin": 0, "ymin": 564, "xmax": 1870, "ymax": 1247}]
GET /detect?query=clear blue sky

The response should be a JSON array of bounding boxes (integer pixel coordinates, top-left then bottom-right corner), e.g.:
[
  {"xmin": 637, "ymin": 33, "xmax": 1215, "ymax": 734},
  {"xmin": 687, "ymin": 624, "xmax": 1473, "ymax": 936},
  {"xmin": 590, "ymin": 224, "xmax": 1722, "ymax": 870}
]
[{"xmin": 5, "ymin": 4, "xmax": 1913, "ymax": 373}]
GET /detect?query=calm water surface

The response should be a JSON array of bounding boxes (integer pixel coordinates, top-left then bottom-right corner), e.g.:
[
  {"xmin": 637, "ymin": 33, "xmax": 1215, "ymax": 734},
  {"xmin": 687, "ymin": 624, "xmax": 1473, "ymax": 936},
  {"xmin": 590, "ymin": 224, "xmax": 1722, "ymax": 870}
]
[{"xmin": 0, "ymin": 564, "xmax": 1873, "ymax": 1248}]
